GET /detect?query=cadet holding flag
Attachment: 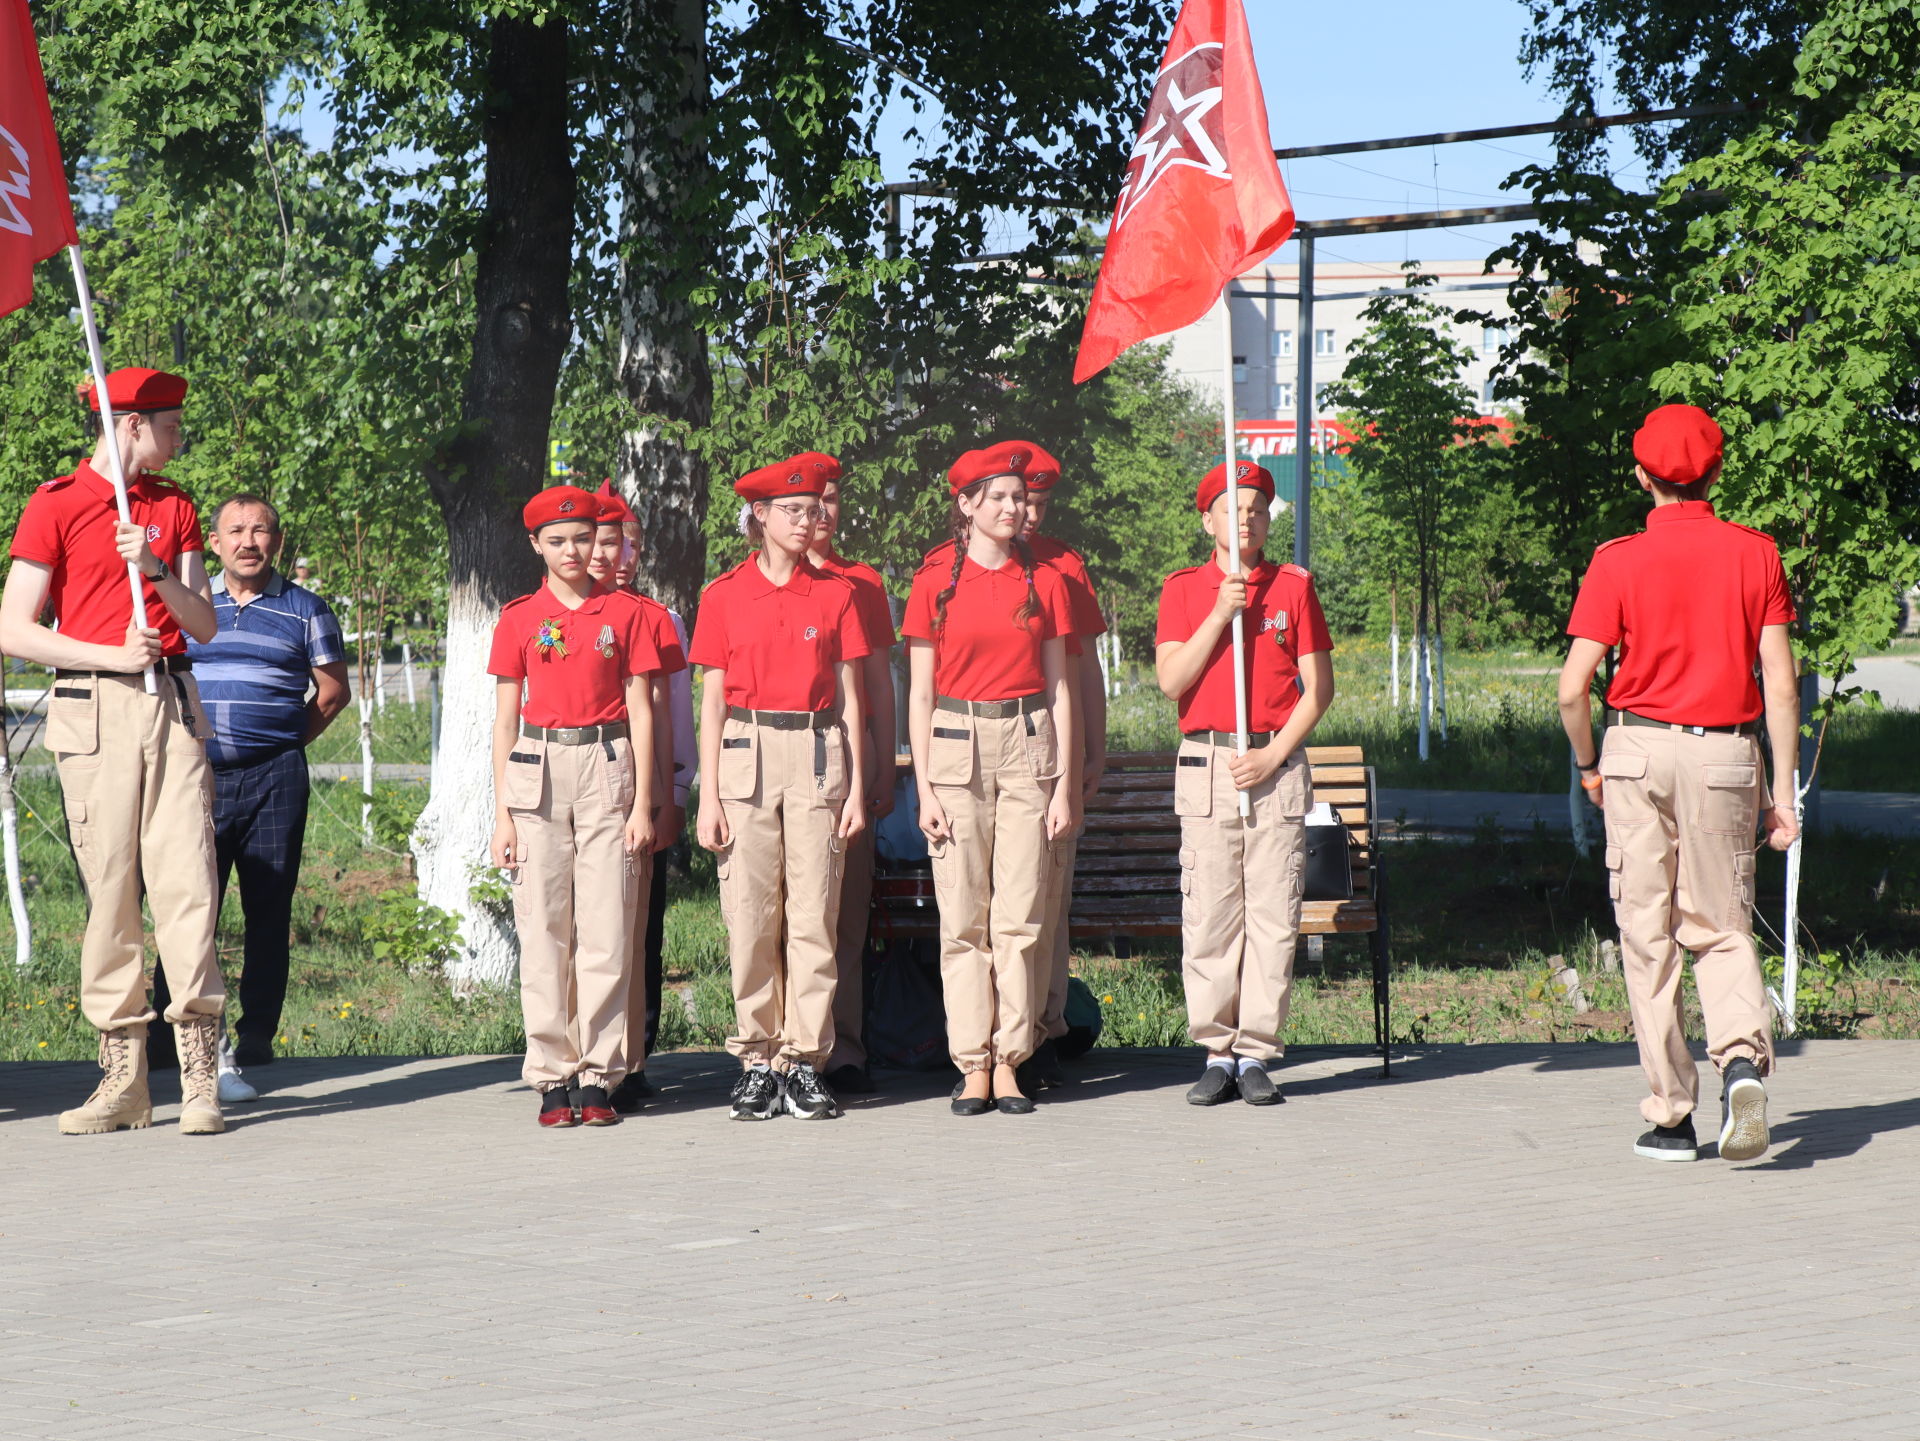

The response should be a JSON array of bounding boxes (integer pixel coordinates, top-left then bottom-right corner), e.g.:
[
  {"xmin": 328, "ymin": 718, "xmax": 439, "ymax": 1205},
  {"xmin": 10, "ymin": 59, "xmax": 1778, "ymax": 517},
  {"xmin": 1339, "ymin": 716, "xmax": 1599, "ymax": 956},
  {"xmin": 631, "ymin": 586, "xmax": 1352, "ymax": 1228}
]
[
  {"xmin": 1558, "ymin": 405, "xmax": 1800, "ymax": 1165},
  {"xmin": 1154, "ymin": 462, "xmax": 1333, "ymax": 1107}
]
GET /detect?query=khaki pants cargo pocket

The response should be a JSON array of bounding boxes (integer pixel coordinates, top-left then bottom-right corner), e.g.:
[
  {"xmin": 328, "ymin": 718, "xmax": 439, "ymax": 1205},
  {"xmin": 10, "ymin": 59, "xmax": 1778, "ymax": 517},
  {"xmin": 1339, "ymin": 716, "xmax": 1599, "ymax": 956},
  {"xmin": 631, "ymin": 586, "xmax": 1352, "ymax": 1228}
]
[
  {"xmin": 1173, "ymin": 743, "xmax": 1213, "ymax": 818},
  {"xmin": 1276, "ymin": 749, "xmax": 1311, "ymax": 819},
  {"xmin": 601, "ymin": 736, "xmax": 636, "ymax": 815},
  {"xmin": 501, "ymin": 737, "xmax": 547, "ymax": 812},
  {"xmin": 47, "ymin": 683, "xmax": 99, "ymax": 759},
  {"xmin": 1604, "ymin": 844, "xmax": 1623, "ymax": 903},
  {"xmin": 171, "ymin": 673, "xmax": 213, "ymax": 746},
  {"xmin": 815, "ymin": 724, "xmax": 850, "ymax": 802},
  {"xmin": 718, "ymin": 721, "xmax": 759, "ymax": 801},
  {"xmin": 1598, "ymin": 744, "xmax": 1653, "ymax": 828},
  {"xmin": 1730, "ymin": 849, "xmax": 1757, "ymax": 932},
  {"xmin": 928, "ymin": 722, "xmax": 975, "ymax": 787},
  {"xmin": 1178, "ymin": 844, "xmax": 1195, "ymax": 897},
  {"xmin": 1699, "ymin": 763, "xmax": 1759, "ymax": 836},
  {"xmin": 1023, "ymin": 707, "xmax": 1061, "ymax": 782}
]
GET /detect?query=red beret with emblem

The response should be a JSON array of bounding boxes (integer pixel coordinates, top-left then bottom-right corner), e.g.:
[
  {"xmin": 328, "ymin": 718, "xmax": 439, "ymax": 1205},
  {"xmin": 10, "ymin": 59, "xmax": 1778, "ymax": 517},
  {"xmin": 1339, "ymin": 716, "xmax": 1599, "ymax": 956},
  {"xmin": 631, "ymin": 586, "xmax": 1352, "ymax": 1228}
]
[
  {"xmin": 1633, "ymin": 404, "xmax": 1724, "ymax": 486},
  {"xmin": 947, "ymin": 440, "xmax": 1036, "ymax": 496},
  {"xmin": 790, "ymin": 451, "xmax": 842, "ymax": 487},
  {"xmin": 523, "ymin": 484, "xmax": 600, "ymax": 533},
  {"xmin": 1196, "ymin": 460, "xmax": 1276, "ymax": 513},
  {"xmin": 735, "ymin": 458, "xmax": 826, "ymax": 501},
  {"xmin": 593, "ymin": 479, "xmax": 636, "ymax": 524},
  {"xmin": 82, "ymin": 367, "xmax": 188, "ymax": 413},
  {"xmin": 1016, "ymin": 442, "xmax": 1063, "ymax": 494}
]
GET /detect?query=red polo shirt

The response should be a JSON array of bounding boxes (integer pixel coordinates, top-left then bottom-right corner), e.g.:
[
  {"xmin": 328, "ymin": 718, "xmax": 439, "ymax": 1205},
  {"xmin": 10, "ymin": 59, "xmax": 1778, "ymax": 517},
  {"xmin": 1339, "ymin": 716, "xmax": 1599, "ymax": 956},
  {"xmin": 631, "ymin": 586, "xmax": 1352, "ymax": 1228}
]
[
  {"xmin": 630, "ymin": 591, "xmax": 688, "ymax": 675},
  {"xmin": 8, "ymin": 461, "xmax": 206, "ymax": 657},
  {"xmin": 923, "ymin": 536, "xmax": 1104, "ymax": 638},
  {"xmin": 1154, "ymin": 556, "xmax": 1332, "ymax": 733},
  {"xmin": 689, "ymin": 556, "xmax": 869, "ymax": 711},
  {"xmin": 488, "ymin": 583, "xmax": 665, "ymax": 728},
  {"xmin": 1566, "ymin": 501, "xmax": 1795, "ymax": 726},
  {"xmin": 901, "ymin": 552, "xmax": 1072, "ymax": 700},
  {"xmin": 813, "ymin": 552, "xmax": 897, "ymax": 654}
]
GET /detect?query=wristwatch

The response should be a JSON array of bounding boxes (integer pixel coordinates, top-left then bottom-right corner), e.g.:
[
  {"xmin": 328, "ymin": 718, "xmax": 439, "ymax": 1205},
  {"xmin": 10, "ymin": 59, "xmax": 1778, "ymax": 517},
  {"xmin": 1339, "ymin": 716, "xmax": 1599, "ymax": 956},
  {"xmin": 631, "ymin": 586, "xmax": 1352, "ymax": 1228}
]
[{"xmin": 144, "ymin": 557, "xmax": 171, "ymax": 584}]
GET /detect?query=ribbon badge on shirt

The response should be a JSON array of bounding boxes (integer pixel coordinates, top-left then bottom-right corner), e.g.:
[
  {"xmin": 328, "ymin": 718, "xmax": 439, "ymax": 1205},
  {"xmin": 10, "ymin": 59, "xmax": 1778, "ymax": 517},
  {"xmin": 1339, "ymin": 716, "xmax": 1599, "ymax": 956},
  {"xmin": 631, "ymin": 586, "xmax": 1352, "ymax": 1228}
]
[
  {"xmin": 1264, "ymin": 610, "xmax": 1288, "ymax": 642},
  {"xmin": 535, "ymin": 617, "xmax": 569, "ymax": 659},
  {"xmin": 595, "ymin": 623, "xmax": 615, "ymax": 659}
]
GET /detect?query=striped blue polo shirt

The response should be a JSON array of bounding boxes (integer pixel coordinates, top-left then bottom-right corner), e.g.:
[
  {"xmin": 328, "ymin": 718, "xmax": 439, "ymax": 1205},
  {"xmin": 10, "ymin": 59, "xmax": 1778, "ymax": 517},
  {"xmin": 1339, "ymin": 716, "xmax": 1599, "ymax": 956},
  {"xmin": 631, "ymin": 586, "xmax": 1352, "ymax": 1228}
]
[{"xmin": 187, "ymin": 570, "xmax": 347, "ymax": 765}]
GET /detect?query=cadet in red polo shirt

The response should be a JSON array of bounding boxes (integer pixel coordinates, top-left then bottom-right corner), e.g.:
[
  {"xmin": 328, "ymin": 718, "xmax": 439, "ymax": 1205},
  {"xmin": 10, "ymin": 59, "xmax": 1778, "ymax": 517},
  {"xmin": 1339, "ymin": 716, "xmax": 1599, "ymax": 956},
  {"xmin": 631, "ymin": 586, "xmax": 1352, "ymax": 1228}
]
[
  {"xmin": 489, "ymin": 484, "xmax": 660, "ymax": 1129},
  {"xmin": 1559, "ymin": 404, "xmax": 1799, "ymax": 1165},
  {"xmin": 692, "ymin": 460, "xmax": 869, "ymax": 1123},
  {"xmin": 0, "ymin": 367, "xmax": 229, "ymax": 1137},
  {"xmin": 902, "ymin": 445, "xmax": 1078, "ymax": 1117},
  {"xmin": 587, "ymin": 483, "xmax": 689, "ymax": 1112},
  {"xmin": 1154, "ymin": 461, "xmax": 1334, "ymax": 1107},
  {"xmin": 799, "ymin": 452, "xmax": 898, "ymax": 1094}
]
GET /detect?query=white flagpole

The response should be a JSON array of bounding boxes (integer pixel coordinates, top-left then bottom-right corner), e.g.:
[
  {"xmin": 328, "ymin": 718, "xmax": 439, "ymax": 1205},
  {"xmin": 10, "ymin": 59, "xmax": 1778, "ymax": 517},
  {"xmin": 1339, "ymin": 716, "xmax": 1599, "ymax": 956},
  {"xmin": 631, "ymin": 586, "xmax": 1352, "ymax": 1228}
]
[
  {"xmin": 1218, "ymin": 289, "xmax": 1250, "ymax": 819},
  {"xmin": 66, "ymin": 244, "xmax": 157, "ymax": 696}
]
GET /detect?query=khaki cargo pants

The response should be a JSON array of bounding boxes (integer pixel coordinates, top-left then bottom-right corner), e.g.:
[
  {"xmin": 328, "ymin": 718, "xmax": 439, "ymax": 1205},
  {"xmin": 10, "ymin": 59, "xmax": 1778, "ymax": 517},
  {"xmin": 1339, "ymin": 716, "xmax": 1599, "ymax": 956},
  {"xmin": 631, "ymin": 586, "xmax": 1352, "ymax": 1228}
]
[
  {"xmin": 926, "ymin": 703, "xmax": 1059, "ymax": 1072},
  {"xmin": 51, "ymin": 670, "xmax": 224, "ymax": 1031},
  {"xmin": 1034, "ymin": 831, "xmax": 1079, "ymax": 1045},
  {"xmin": 504, "ymin": 733, "xmax": 640, "ymax": 1091},
  {"xmin": 714, "ymin": 715, "xmax": 851, "ymax": 1070},
  {"xmin": 1176, "ymin": 738, "xmax": 1310, "ymax": 1063},
  {"xmin": 1599, "ymin": 723, "xmax": 1772, "ymax": 1127}
]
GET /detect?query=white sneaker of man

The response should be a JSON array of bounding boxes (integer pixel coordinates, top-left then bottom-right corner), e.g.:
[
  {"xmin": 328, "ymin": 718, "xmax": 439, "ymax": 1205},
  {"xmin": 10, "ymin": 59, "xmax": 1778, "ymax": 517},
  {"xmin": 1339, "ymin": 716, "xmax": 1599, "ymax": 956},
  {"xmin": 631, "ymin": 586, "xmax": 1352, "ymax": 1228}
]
[{"xmin": 217, "ymin": 1037, "xmax": 259, "ymax": 1104}]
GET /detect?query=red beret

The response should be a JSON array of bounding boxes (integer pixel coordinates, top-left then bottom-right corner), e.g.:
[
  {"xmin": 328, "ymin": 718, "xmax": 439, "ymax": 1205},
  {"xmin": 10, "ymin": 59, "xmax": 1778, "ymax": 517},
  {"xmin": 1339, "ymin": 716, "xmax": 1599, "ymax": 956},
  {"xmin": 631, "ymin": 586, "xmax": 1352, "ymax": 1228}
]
[
  {"xmin": 1633, "ymin": 404, "xmax": 1724, "ymax": 486},
  {"xmin": 1197, "ymin": 460, "xmax": 1276, "ymax": 513},
  {"xmin": 947, "ymin": 440, "xmax": 1037, "ymax": 496},
  {"xmin": 1018, "ymin": 443, "xmax": 1063, "ymax": 494},
  {"xmin": 593, "ymin": 479, "xmax": 636, "ymax": 525},
  {"xmin": 523, "ymin": 484, "xmax": 600, "ymax": 533},
  {"xmin": 735, "ymin": 458, "xmax": 826, "ymax": 501},
  {"xmin": 789, "ymin": 451, "xmax": 843, "ymax": 487},
  {"xmin": 83, "ymin": 367, "xmax": 188, "ymax": 413}
]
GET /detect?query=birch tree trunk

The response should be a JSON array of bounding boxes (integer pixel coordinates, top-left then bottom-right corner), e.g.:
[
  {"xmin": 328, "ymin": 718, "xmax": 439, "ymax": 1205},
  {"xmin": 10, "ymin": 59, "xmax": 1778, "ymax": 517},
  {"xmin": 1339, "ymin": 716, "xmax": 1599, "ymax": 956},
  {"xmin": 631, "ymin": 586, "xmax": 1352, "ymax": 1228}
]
[
  {"xmin": 412, "ymin": 15, "xmax": 575, "ymax": 988},
  {"xmin": 616, "ymin": 0, "xmax": 713, "ymax": 623},
  {"xmin": 1388, "ymin": 580, "xmax": 1400, "ymax": 708},
  {"xmin": 1415, "ymin": 596, "xmax": 1431, "ymax": 763},
  {"xmin": 1432, "ymin": 624, "xmax": 1448, "ymax": 742}
]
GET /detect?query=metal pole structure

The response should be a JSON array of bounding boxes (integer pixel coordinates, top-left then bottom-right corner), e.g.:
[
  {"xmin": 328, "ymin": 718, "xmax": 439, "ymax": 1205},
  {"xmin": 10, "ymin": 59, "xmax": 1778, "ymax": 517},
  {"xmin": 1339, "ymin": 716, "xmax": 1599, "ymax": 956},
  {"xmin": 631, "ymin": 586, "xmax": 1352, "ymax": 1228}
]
[
  {"xmin": 0, "ymin": 666, "xmax": 30, "ymax": 967},
  {"xmin": 67, "ymin": 245, "xmax": 158, "ymax": 696},
  {"xmin": 1293, "ymin": 234, "xmax": 1315, "ymax": 568},
  {"xmin": 1218, "ymin": 289, "xmax": 1250, "ymax": 820}
]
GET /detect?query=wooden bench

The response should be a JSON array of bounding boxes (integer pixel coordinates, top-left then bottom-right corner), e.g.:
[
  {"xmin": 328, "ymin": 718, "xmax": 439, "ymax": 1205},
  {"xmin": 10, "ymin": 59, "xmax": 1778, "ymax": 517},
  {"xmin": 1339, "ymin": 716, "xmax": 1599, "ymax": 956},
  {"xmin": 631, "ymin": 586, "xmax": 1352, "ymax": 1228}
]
[{"xmin": 869, "ymin": 746, "xmax": 1392, "ymax": 1076}]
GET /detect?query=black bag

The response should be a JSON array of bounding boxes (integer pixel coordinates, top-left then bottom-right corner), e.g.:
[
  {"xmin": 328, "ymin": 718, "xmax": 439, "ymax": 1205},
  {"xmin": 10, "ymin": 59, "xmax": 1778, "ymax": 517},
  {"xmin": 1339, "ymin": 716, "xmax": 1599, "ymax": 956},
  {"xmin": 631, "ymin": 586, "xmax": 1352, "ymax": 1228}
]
[
  {"xmin": 865, "ymin": 936, "xmax": 950, "ymax": 1071},
  {"xmin": 1303, "ymin": 820, "xmax": 1353, "ymax": 901}
]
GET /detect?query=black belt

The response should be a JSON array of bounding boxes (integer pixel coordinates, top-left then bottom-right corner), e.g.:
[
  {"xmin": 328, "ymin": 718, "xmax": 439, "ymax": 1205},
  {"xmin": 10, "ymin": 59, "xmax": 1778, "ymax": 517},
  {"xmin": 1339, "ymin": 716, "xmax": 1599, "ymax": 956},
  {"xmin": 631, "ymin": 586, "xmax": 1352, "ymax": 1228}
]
[
  {"xmin": 1184, "ymin": 729, "xmax": 1274, "ymax": 748},
  {"xmin": 726, "ymin": 705, "xmax": 836, "ymax": 731},
  {"xmin": 1617, "ymin": 710, "xmax": 1760, "ymax": 739},
  {"xmin": 936, "ymin": 693, "xmax": 1045, "ymax": 720},
  {"xmin": 56, "ymin": 656, "xmax": 193, "ymax": 678},
  {"xmin": 521, "ymin": 721, "xmax": 629, "ymax": 745}
]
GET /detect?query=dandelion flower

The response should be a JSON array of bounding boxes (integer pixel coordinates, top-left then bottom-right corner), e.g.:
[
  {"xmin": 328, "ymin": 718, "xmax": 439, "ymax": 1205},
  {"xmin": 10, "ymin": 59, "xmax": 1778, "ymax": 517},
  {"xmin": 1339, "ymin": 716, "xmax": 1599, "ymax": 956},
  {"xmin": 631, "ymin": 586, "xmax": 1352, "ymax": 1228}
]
[{"xmin": 37, "ymin": 1040, "xmax": 48, "ymax": 1048}]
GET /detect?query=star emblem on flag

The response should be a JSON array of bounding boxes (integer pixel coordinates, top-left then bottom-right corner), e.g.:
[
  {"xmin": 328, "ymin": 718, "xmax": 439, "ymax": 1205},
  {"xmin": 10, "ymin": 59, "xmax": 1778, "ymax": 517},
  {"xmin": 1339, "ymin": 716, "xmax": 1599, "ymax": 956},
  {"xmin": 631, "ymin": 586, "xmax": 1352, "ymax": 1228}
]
[{"xmin": 1114, "ymin": 42, "xmax": 1228, "ymax": 229}]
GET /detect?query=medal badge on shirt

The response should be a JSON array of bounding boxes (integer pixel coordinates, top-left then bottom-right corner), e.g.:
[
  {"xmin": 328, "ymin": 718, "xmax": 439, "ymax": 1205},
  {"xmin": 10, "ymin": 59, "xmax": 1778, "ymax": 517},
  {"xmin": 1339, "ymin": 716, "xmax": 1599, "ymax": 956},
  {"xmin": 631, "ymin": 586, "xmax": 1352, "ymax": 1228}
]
[{"xmin": 595, "ymin": 623, "xmax": 616, "ymax": 660}]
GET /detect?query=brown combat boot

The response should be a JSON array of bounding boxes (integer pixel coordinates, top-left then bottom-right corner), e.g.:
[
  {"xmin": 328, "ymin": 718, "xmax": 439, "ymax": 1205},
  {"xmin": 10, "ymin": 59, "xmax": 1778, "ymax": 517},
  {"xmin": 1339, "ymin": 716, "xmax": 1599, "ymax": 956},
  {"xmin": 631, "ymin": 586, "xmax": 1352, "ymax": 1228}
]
[
  {"xmin": 176, "ymin": 1014, "xmax": 227, "ymax": 1135},
  {"xmin": 57, "ymin": 1026, "xmax": 153, "ymax": 1135}
]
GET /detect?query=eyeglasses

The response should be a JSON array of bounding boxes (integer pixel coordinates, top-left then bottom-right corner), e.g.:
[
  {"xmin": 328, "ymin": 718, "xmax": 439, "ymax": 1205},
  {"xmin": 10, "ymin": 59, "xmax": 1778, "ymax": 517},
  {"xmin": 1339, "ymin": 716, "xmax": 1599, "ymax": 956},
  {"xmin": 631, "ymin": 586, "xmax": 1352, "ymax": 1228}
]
[{"xmin": 767, "ymin": 503, "xmax": 823, "ymax": 524}]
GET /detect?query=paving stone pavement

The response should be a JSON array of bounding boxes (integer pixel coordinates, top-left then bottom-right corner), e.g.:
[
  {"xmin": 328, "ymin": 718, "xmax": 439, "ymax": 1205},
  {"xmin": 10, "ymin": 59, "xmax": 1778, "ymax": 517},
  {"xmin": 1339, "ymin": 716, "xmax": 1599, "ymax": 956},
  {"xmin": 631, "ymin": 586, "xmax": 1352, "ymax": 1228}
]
[{"xmin": 3, "ymin": 1041, "xmax": 1918, "ymax": 1441}]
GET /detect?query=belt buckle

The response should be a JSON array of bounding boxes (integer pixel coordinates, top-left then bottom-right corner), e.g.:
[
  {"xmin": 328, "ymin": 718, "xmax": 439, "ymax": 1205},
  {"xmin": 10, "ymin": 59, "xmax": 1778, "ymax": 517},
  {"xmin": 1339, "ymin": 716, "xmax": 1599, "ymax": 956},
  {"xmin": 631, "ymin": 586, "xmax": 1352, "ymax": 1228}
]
[
  {"xmin": 1685, "ymin": 725, "xmax": 1705, "ymax": 737},
  {"xmin": 554, "ymin": 726, "xmax": 583, "ymax": 745}
]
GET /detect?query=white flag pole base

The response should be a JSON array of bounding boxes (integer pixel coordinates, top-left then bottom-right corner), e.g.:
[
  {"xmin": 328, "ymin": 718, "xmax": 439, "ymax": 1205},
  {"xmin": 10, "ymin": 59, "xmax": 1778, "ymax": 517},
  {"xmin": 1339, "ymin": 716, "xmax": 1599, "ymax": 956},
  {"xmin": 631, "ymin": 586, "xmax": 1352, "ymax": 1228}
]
[{"xmin": 66, "ymin": 245, "xmax": 158, "ymax": 696}]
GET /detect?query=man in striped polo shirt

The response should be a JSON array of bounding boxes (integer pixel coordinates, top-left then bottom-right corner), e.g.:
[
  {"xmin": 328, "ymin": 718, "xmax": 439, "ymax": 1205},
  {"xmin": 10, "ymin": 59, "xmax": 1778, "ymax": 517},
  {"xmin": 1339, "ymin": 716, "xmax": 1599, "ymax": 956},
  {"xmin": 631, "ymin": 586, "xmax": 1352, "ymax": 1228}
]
[{"xmin": 152, "ymin": 493, "xmax": 350, "ymax": 1075}]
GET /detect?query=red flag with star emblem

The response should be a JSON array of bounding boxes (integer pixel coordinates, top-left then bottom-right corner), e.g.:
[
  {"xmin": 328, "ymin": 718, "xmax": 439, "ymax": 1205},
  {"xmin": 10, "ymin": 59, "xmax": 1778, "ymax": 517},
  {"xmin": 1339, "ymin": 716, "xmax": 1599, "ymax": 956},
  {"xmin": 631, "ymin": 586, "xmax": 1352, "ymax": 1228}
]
[
  {"xmin": 1073, "ymin": 0, "xmax": 1292, "ymax": 384},
  {"xmin": 0, "ymin": 0, "xmax": 77, "ymax": 317}
]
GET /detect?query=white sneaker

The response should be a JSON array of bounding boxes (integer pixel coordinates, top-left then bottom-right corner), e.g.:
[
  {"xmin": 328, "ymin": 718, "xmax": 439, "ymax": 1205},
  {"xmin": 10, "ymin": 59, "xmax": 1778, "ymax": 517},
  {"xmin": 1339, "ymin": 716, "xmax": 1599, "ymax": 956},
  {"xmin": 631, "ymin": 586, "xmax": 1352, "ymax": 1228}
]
[{"xmin": 217, "ymin": 1038, "xmax": 259, "ymax": 1104}]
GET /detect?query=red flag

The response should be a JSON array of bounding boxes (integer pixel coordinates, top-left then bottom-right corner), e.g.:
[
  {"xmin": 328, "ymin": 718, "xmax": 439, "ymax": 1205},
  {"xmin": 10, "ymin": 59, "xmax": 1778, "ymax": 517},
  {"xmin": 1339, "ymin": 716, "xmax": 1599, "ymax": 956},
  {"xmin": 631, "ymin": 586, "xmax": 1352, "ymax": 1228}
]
[
  {"xmin": 1073, "ymin": 0, "xmax": 1293, "ymax": 384},
  {"xmin": 0, "ymin": 0, "xmax": 78, "ymax": 318}
]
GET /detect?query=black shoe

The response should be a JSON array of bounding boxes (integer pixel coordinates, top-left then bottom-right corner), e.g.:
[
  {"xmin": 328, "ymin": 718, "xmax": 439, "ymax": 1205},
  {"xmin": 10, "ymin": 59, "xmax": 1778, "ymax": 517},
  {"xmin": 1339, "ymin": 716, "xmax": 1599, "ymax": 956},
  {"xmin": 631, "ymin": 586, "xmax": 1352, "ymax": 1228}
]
[
  {"xmin": 950, "ymin": 1078, "xmax": 991, "ymax": 1116},
  {"xmin": 1634, "ymin": 1117, "xmax": 1698, "ymax": 1162},
  {"xmin": 995, "ymin": 1094, "xmax": 1036, "ymax": 1115},
  {"xmin": 609, "ymin": 1074, "xmax": 652, "ymax": 1115},
  {"xmin": 578, "ymin": 1085, "xmax": 619, "ymax": 1126},
  {"xmin": 232, "ymin": 1036, "xmax": 276, "ymax": 1068},
  {"xmin": 1029, "ymin": 1038, "xmax": 1066, "ymax": 1089},
  {"xmin": 1718, "ymin": 1058, "xmax": 1769, "ymax": 1162},
  {"xmin": 1237, "ymin": 1064, "xmax": 1283, "ymax": 1106},
  {"xmin": 782, "ymin": 1062, "xmax": 840, "ymax": 1120},
  {"xmin": 728, "ymin": 1066, "xmax": 783, "ymax": 1121},
  {"xmin": 538, "ymin": 1088, "xmax": 579, "ymax": 1129},
  {"xmin": 825, "ymin": 1063, "xmax": 874, "ymax": 1094},
  {"xmin": 1186, "ymin": 1065, "xmax": 1239, "ymax": 1106}
]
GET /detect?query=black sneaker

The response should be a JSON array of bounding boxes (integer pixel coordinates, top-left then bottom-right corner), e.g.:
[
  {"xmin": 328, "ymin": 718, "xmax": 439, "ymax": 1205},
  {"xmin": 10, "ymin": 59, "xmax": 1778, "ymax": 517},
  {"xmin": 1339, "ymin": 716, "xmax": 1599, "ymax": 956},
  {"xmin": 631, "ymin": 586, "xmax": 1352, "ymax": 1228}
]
[
  {"xmin": 1718, "ymin": 1058, "xmax": 1769, "ymax": 1162},
  {"xmin": 609, "ymin": 1074, "xmax": 653, "ymax": 1115},
  {"xmin": 1633, "ymin": 1117, "xmax": 1698, "ymax": 1162},
  {"xmin": 1186, "ymin": 1065, "xmax": 1239, "ymax": 1106},
  {"xmin": 782, "ymin": 1062, "xmax": 840, "ymax": 1120},
  {"xmin": 232, "ymin": 1035, "xmax": 276, "ymax": 1068},
  {"xmin": 1237, "ymin": 1064, "xmax": 1283, "ymax": 1106},
  {"xmin": 728, "ymin": 1066, "xmax": 783, "ymax": 1121},
  {"xmin": 824, "ymin": 1063, "xmax": 874, "ymax": 1094}
]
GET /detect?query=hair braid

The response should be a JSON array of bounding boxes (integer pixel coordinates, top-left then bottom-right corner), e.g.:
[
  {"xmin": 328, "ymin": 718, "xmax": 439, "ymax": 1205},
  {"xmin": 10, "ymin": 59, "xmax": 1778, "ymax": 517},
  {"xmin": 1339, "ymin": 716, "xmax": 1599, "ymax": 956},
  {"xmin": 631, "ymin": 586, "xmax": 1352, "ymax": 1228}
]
[
  {"xmin": 1010, "ymin": 534, "xmax": 1040, "ymax": 629},
  {"xmin": 931, "ymin": 502, "xmax": 970, "ymax": 639}
]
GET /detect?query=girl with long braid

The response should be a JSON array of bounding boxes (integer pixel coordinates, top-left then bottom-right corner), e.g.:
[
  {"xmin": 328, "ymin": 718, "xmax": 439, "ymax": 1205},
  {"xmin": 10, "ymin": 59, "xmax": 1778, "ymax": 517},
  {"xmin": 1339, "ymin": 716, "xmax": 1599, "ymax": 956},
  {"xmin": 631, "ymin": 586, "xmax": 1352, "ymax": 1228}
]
[{"xmin": 901, "ymin": 443, "xmax": 1079, "ymax": 1116}]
